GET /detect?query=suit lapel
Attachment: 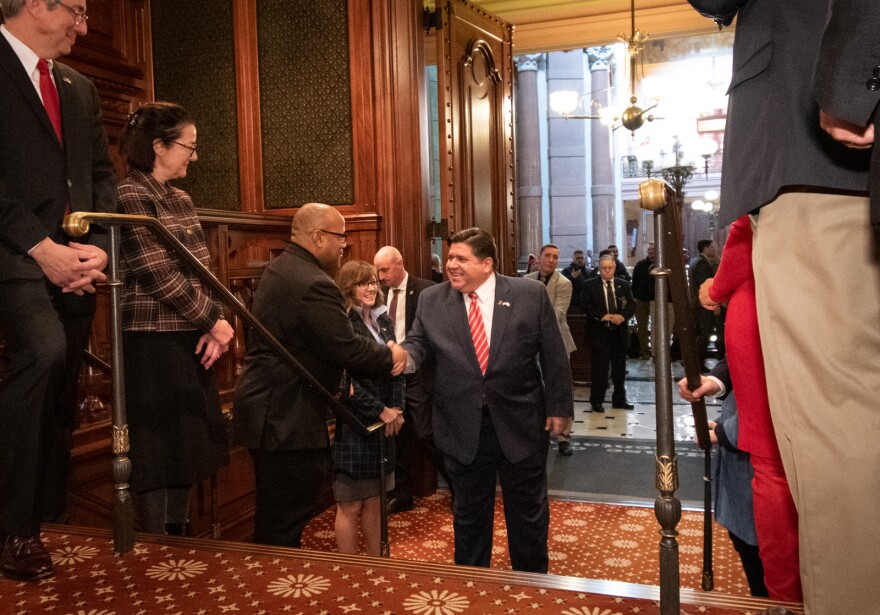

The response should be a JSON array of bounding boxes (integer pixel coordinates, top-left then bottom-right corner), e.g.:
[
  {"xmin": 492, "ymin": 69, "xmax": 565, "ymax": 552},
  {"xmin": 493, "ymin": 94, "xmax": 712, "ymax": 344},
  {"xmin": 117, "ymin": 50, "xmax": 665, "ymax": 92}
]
[
  {"xmin": 488, "ymin": 275, "xmax": 513, "ymax": 368},
  {"xmin": 445, "ymin": 284, "xmax": 483, "ymax": 375},
  {"xmin": 55, "ymin": 63, "xmax": 76, "ymax": 151},
  {"xmin": 405, "ymin": 278, "xmax": 416, "ymax": 331},
  {"xmin": 0, "ymin": 37, "xmax": 62, "ymax": 146}
]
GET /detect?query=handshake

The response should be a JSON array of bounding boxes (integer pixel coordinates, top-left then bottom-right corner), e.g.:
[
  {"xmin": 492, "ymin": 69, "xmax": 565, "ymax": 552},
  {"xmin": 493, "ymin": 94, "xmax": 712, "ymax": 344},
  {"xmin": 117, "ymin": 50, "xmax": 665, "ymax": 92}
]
[{"xmin": 387, "ymin": 341, "xmax": 409, "ymax": 376}]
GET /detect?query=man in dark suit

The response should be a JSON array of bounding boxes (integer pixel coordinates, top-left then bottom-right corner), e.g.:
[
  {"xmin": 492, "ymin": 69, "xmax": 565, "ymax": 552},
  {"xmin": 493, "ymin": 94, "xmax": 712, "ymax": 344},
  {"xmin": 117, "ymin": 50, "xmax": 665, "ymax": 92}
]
[
  {"xmin": 402, "ymin": 227, "xmax": 573, "ymax": 573},
  {"xmin": 373, "ymin": 245, "xmax": 445, "ymax": 514},
  {"xmin": 233, "ymin": 203, "xmax": 407, "ymax": 549},
  {"xmin": 689, "ymin": 239, "xmax": 721, "ymax": 370},
  {"xmin": 0, "ymin": 0, "xmax": 116, "ymax": 582},
  {"xmin": 689, "ymin": 2, "xmax": 873, "ymax": 611},
  {"xmin": 583, "ymin": 255, "xmax": 635, "ymax": 412}
]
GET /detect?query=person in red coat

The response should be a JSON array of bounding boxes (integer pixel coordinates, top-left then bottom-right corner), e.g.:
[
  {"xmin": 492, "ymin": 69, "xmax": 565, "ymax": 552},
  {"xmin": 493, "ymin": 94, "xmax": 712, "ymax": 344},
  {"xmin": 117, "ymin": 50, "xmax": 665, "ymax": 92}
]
[{"xmin": 688, "ymin": 215, "xmax": 802, "ymax": 602}]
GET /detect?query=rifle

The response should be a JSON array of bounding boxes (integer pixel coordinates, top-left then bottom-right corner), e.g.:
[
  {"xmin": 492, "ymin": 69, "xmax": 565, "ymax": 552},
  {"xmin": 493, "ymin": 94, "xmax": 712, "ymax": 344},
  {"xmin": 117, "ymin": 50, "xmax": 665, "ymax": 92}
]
[{"xmin": 640, "ymin": 172, "xmax": 714, "ymax": 593}]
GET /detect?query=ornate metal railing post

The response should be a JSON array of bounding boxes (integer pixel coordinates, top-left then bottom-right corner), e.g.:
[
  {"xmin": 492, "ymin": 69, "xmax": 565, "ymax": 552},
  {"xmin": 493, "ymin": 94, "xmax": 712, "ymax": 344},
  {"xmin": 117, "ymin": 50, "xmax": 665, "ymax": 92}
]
[
  {"xmin": 640, "ymin": 181, "xmax": 681, "ymax": 614},
  {"xmin": 106, "ymin": 226, "xmax": 134, "ymax": 555}
]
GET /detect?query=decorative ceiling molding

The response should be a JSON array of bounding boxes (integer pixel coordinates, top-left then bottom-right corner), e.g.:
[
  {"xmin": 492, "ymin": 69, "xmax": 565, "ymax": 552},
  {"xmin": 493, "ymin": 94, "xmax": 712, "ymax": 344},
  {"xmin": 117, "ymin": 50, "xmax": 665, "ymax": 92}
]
[{"xmin": 464, "ymin": 0, "xmax": 721, "ymax": 54}]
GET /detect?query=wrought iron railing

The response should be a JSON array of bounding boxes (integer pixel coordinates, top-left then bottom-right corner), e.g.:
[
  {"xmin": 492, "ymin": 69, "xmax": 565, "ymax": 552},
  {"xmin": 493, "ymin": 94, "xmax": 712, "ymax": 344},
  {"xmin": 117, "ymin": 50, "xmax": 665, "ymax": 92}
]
[{"xmin": 63, "ymin": 212, "xmax": 389, "ymax": 556}]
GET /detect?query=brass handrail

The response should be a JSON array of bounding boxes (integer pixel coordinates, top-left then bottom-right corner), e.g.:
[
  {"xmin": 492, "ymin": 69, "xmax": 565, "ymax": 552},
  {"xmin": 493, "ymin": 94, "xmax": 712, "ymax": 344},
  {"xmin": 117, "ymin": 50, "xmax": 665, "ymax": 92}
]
[{"xmin": 64, "ymin": 211, "xmax": 386, "ymax": 554}]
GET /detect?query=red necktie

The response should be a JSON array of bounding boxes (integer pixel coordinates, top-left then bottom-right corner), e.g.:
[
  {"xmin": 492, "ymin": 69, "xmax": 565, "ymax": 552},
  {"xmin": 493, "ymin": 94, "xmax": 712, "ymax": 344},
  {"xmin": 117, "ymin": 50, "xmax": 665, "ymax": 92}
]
[
  {"xmin": 468, "ymin": 292, "xmax": 489, "ymax": 375},
  {"xmin": 388, "ymin": 288, "xmax": 400, "ymax": 328},
  {"xmin": 37, "ymin": 59, "xmax": 63, "ymax": 143}
]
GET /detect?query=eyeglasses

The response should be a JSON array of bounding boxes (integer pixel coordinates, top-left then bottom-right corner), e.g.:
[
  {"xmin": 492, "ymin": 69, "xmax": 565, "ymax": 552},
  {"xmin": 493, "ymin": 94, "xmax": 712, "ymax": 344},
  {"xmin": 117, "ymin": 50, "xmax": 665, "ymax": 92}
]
[
  {"xmin": 57, "ymin": 1, "xmax": 89, "ymax": 25},
  {"xmin": 173, "ymin": 141, "xmax": 198, "ymax": 158},
  {"xmin": 356, "ymin": 279, "xmax": 379, "ymax": 288},
  {"xmin": 319, "ymin": 229, "xmax": 348, "ymax": 243}
]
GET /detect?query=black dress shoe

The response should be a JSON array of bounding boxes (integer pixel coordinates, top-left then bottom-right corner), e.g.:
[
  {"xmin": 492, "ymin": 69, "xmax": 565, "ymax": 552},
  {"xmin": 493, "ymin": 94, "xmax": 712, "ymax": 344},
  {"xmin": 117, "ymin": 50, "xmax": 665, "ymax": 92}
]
[
  {"xmin": 590, "ymin": 404, "xmax": 604, "ymax": 413},
  {"xmin": 386, "ymin": 496, "xmax": 414, "ymax": 515},
  {"xmin": 613, "ymin": 402, "xmax": 635, "ymax": 410},
  {"xmin": 558, "ymin": 441, "xmax": 573, "ymax": 456},
  {"xmin": 0, "ymin": 534, "xmax": 55, "ymax": 582}
]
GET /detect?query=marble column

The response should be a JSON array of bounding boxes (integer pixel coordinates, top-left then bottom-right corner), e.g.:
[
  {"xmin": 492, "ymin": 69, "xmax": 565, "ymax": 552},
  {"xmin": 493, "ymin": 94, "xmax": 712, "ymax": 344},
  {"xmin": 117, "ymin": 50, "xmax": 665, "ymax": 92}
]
[
  {"xmin": 515, "ymin": 53, "xmax": 544, "ymax": 268},
  {"xmin": 588, "ymin": 46, "xmax": 615, "ymax": 253},
  {"xmin": 546, "ymin": 51, "xmax": 589, "ymax": 260}
]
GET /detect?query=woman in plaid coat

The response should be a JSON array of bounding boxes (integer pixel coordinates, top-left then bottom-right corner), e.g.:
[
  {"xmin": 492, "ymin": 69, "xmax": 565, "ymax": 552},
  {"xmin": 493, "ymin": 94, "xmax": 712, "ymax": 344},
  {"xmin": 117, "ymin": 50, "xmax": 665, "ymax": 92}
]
[
  {"xmin": 333, "ymin": 260, "xmax": 405, "ymax": 555},
  {"xmin": 116, "ymin": 102, "xmax": 233, "ymax": 536}
]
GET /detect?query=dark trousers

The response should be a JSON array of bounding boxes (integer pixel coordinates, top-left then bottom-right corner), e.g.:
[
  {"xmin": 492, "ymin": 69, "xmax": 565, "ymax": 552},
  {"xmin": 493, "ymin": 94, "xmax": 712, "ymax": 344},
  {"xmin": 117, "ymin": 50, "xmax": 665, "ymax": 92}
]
[
  {"xmin": 0, "ymin": 280, "xmax": 93, "ymax": 536},
  {"xmin": 589, "ymin": 329, "xmax": 628, "ymax": 407},
  {"xmin": 249, "ymin": 447, "xmax": 331, "ymax": 548},
  {"xmin": 728, "ymin": 530, "xmax": 769, "ymax": 598},
  {"xmin": 391, "ymin": 370, "xmax": 451, "ymax": 500},
  {"xmin": 695, "ymin": 306, "xmax": 726, "ymax": 363},
  {"xmin": 443, "ymin": 411, "xmax": 549, "ymax": 573}
]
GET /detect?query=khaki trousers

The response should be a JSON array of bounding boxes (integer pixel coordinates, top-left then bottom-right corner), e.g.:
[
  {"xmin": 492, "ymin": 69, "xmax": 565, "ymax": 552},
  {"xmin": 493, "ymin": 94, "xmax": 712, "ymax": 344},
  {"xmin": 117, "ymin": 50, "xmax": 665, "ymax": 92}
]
[{"xmin": 752, "ymin": 192, "xmax": 880, "ymax": 614}]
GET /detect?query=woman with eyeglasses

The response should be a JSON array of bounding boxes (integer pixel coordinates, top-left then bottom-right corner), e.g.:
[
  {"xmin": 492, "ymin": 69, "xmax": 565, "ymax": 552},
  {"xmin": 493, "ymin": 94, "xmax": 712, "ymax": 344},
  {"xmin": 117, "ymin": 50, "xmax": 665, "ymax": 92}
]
[
  {"xmin": 332, "ymin": 260, "xmax": 405, "ymax": 555},
  {"xmin": 115, "ymin": 101, "xmax": 232, "ymax": 535}
]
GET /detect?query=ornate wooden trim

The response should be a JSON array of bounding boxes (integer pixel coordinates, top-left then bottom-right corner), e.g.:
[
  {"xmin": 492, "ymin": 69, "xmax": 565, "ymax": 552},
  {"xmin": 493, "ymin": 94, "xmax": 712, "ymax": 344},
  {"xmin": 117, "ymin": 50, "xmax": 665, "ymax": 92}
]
[{"xmin": 232, "ymin": 0, "xmax": 265, "ymax": 213}]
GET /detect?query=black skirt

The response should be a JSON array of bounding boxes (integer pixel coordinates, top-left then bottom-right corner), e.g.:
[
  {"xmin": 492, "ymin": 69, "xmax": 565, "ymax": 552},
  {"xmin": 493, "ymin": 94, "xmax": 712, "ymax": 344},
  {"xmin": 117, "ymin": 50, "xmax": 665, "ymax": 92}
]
[{"xmin": 123, "ymin": 330, "xmax": 229, "ymax": 492}]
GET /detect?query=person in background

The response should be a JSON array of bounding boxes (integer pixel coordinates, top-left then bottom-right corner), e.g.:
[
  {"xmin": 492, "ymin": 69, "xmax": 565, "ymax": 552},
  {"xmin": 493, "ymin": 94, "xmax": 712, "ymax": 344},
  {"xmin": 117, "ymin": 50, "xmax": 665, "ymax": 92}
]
[
  {"xmin": 430, "ymin": 253, "xmax": 443, "ymax": 284},
  {"xmin": 630, "ymin": 242, "xmax": 656, "ymax": 359},
  {"xmin": 0, "ymin": 0, "xmax": 116, "ymax": 581},
  {"xmin": 525, "ymin": 243, "xmax": 576, "ymax": 455},
  {"xmin": 373, "ymin": 245, "xmax": 442, "ymax": 514},
  {"xmin": 606, "ymin": 244, "xmax": 631, "ymax": 281},
  {"xmin": 583, "ymin": 255, "xmax": 635, "ymax": 413},
  {"xmin": 116, "ymin": 102, "xmax": 233, "ymax": 536},
  {"xmin": 333, "ymin": 260, "xmax": 404, "ymax": 555},
  {"xmin": 525, "ymin": 253, "xmax": 538, "ymax": 274},
  {"xmin": 561, "ymin": 249, "xmax": 588, "ymax": 314},
  {"xmin": 689, "ymin": 239, "xmax": 721, "ymax": 371}
]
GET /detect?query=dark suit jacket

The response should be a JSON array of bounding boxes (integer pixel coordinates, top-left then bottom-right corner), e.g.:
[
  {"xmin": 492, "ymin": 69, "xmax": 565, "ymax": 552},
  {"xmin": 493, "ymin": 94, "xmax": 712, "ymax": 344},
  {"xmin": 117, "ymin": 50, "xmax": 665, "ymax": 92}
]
[
  {"xmin": 382, "ymin": 274, "xmax": 435, "ymax": 334},
  {"xmin": 813, "ymin": 0, "xmax": 880, "ymax": 128},
  {"xmin": 233, "ymin": 243, "xmax": 394, "ymax": 451},
  {"xmin": 402, "ymin": 275, "xmax": 573, "ymax": 466},
  {"xmin": 333, "ymin": 310, "xmax": 404, "ymax": 480},
  {"xmin": 688, "ymin": 255, "xmax": 715, "ymax": 303},
  {"xmin": 688, "ymin": 0, "xmax": 869, "ymax": 226},
  {"xmin": 0, "ymin": 34, "xmax": 116, "ymax": 286},
  {"xmin": 582, "ymin": 276, "xmax": 635, "ymax": 345}
]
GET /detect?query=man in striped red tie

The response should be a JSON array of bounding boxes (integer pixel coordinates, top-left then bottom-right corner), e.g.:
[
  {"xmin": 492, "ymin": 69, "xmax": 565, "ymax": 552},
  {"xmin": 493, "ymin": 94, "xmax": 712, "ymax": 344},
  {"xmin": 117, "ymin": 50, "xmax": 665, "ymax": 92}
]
[{"xmin": 402, "ymin": 227, "xmax": 573, "ymax": 573}]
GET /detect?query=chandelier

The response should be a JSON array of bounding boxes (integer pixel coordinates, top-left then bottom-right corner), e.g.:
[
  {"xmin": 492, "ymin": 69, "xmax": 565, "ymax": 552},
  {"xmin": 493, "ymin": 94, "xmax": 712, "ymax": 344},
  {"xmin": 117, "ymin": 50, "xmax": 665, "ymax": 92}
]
[{"xmin": 549, "ymin": 0, "xmax": 658, "ymax": 136}]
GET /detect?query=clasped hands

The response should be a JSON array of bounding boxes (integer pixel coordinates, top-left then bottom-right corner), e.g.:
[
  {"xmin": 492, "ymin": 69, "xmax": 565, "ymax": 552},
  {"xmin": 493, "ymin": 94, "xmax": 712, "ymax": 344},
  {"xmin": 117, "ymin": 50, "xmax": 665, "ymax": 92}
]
[
  {"xmin": 31, "ymin": 238, "xmax": 108, "ymax": 295},
  {"xmin": 601, "ymin": 313, "xmax": 625, "ymax": 326},
  {"xmin": 196, "ymin": 318, "xmax": 235, "ymax": 369},
  {"xmin": 380, "ymin": 406, "xmax": 404, "ymax": 436}
]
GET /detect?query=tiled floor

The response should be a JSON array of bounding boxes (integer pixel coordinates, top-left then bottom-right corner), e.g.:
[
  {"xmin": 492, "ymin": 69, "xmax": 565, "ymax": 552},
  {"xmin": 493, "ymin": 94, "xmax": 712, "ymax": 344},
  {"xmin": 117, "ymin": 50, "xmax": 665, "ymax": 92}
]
[{"xmin": 571, "ymin": 357, "xmax": 722, "ymax": 442}]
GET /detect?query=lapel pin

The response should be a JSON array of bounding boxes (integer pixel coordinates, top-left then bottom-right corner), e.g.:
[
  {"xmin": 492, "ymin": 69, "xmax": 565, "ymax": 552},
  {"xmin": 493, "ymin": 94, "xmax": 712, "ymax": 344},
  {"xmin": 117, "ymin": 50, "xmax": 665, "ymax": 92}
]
[
  {"xmin": 62, "ymin": 76, "xmax": 72, "ymax": 84},
  {"xmin": 497, "ymin": 300, "xmax": 510, "ymax": 307}
]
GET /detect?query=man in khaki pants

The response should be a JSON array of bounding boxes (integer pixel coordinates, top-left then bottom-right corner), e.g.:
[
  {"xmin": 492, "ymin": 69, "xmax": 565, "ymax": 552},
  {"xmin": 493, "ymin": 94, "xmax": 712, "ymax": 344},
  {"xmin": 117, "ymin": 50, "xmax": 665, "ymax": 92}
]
[{"xmin": 688, "ymin": 1, "xmax": 875, "ymax": 613}]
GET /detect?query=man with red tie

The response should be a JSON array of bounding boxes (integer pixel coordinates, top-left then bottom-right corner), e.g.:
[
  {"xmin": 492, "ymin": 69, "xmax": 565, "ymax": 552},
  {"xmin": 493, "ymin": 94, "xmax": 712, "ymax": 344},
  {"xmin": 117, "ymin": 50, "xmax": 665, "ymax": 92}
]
[
  {"xmin": 0, "ymin": 0, "xmax": 116, "ymax": 581},
  {"xmin": 402, "ymin": 227, "xmax": 573, "ymax": 573}
]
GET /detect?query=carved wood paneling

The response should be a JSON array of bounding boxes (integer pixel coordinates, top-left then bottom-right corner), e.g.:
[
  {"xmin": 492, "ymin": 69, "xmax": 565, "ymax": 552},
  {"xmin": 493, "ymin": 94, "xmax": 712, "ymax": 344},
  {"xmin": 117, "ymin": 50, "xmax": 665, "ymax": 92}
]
[{"xmin": 437, "ymin": 0, "xmax": 516, "ymax": 274}]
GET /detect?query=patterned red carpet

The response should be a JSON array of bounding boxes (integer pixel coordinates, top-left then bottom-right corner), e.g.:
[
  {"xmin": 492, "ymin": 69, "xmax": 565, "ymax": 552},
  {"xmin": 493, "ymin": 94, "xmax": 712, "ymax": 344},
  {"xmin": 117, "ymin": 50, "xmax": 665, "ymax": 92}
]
[
  {"xmin": 1, "ymin": 523, "xmax": 796, "ymax": 615},
  {"xmin": 302, "ymin": 491, "xmax": 750, "ymax": 594}
]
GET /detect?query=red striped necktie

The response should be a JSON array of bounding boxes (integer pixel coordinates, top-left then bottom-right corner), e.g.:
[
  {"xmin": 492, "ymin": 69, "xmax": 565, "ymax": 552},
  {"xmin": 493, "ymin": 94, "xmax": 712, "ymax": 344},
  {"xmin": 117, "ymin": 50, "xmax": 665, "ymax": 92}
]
[
  {"xmin": 468, "ymin": 291, "xmax": 489, "ymax": 374},
  {"xmin": 37, "ymin": 59, "xmax": 63, "ymax": 142}
]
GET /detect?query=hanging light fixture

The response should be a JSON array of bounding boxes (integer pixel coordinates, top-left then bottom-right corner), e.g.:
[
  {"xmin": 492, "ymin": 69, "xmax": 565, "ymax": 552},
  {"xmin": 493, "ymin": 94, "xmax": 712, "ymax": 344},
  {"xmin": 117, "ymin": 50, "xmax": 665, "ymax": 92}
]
[{"xmin": 549, "ymin": 0, "xmax": 659, "ymax": 136}]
